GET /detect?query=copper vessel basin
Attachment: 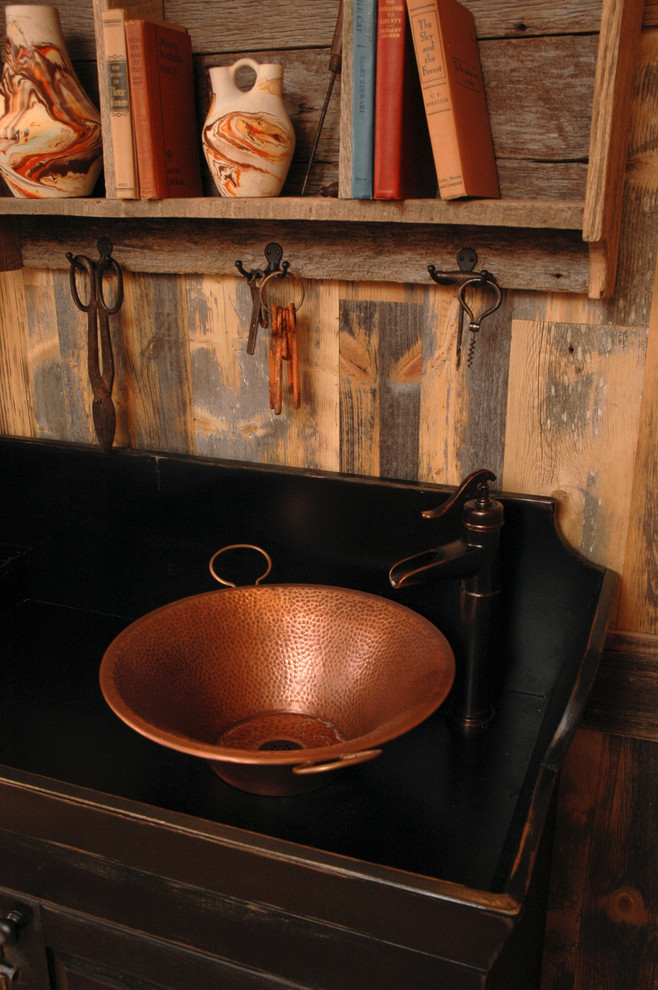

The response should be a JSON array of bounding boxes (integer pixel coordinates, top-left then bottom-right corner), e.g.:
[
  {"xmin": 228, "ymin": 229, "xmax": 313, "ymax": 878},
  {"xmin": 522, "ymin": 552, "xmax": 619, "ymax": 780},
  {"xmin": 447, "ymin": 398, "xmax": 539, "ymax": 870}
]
[{"xmin": 100, "ymin": 582, "xmax": 455, "ymax": 796}]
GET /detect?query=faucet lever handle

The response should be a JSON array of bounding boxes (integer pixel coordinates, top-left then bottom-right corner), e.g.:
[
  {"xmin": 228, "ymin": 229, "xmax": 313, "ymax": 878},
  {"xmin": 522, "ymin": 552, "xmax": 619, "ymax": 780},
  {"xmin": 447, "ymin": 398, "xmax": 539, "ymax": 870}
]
[{"xmin": 422, "ymin": 469, "xmax": 496, "ymax": 525}]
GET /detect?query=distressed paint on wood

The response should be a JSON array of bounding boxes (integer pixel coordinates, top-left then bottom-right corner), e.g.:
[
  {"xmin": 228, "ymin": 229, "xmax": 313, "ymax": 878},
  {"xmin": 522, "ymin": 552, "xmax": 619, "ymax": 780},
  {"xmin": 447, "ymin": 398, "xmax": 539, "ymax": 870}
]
[
  {"xmin": 15, "ymin": 215, "xmax": 591, "ymax": 295},
  {"xmin": 418, "ymin": 282, "xmax": 467, "ymax": 486},
  {"xmin": 188, "ymin": 274, "xmax": 339, "ymax": 471},
  {"xmin": 503, "ymin": 320, "xmax": 646, "ymax": 574},
  {"xmin": 23, "ymin": 269, "xmax": 95, "ymax": 445},
  {"xmin": 118, "ymin": 272, "xmax": 195, "ymax": 454},
  {"xmin": 0, "ymin": 269, "xmax": 34, "ymax": 437},
  {"xmin": 339, "ymin": 295, "xmax": 423, "ymax": 480},
  {"xmin": 418, "ymin": 280, "xmax": 512, "ymax": 486},
  {"xmin": 617, "ymin": 256, "xmax": 658, "ymax": 634}
]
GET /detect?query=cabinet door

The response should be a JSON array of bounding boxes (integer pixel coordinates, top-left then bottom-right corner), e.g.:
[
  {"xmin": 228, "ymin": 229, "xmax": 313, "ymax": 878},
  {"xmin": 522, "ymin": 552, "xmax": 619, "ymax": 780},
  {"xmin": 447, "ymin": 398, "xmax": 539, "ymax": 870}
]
[
  {"xmin": 43, "ymin": 906, "xmax": 299, "ymax": 990},
  {"xmin": 0, "ymin": 888, "xmax": 52, "ymax": 989}
]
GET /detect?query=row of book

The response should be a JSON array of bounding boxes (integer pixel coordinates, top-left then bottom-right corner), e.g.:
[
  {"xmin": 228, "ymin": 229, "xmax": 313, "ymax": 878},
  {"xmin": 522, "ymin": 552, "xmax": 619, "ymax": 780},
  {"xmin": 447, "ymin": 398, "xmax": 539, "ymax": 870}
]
[
  {"xmin": 348, "ymin": 0, "xmax": 499, "ymax": 201},
  {"xmin": 100, "ymin": 8, "xmax": 203, "ymax": 199}
]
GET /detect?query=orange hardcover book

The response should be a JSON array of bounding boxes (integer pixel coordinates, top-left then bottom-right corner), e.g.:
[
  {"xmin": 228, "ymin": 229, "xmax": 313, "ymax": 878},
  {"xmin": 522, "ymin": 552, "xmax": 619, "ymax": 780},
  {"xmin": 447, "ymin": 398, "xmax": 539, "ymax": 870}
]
[
  {"xmin": 405, "ymin": 0, "xmax": 499, "ymax": 200},
  {"xmin": 125, "ymin": 18, "xmax": 203, "ymax": 199},
  {"xmin": 373, "ymin": 0, "xmax": 436, "ymax": 199}
]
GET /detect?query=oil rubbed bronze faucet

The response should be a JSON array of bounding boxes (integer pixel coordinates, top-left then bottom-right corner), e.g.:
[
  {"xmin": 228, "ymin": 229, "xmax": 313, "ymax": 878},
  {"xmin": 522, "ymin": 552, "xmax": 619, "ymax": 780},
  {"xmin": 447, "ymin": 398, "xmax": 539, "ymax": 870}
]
[{"xmin": 389, "ymin": 469, "xmax": 504, "ymax": 728}]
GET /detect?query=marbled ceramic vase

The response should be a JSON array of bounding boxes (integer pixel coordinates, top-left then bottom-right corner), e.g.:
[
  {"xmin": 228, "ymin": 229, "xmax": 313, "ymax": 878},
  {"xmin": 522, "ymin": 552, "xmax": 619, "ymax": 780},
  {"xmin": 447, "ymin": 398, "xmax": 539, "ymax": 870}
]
[
  {"xmin": 202, "ymin": 59, "xmax": 295, "ymax": 198},
  {"xmin": 0, "ymin": 5, "xmax": 103, "ymax": 198}
]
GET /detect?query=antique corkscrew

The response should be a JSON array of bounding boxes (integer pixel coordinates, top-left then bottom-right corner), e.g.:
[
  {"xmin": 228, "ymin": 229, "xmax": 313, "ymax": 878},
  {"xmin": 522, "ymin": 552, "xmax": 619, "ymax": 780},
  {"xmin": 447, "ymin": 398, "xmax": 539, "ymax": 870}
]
[{"xmin": 428, "ymin": 249, "xmax": 503, "ymax": 369}]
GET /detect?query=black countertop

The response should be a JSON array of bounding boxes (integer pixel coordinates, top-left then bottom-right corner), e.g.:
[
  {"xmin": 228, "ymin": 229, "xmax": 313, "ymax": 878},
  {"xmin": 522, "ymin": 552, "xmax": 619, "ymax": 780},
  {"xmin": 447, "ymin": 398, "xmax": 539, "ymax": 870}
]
[{"xmin": 0, "ymin": 438, "xmax": 615, "ymax": 897}]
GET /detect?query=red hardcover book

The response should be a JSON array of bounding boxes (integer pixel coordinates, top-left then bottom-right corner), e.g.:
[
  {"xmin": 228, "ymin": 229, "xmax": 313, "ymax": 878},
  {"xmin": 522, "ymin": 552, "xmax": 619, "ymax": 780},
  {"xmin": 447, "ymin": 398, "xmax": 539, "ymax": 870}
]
[
  {"xmin": 406, "ymin": 0, "xmax": 499, "ymax": 200},
  {"xmin": 125, "ymin": 18, "xmax": 203, "ymax": 199},
  {"xmin": 373, "ymin": 0, "xmax": 436, "ymax": 200}
]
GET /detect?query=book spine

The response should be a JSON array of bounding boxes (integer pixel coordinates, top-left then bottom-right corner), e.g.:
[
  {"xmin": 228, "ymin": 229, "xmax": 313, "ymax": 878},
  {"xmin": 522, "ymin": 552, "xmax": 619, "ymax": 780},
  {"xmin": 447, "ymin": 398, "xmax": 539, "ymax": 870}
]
[
  {"xmin": 373, "ymin": 0, "xmax": 407, "ymax": 199},
  {"xmin": 102, "ymin": 8, "xmax": 139, "ymax": 199},
  {"xmin": 125, "ymin": 19, "xmax": 166, "ymax": 198},
  {"xmin": 406, "ymin": 0, "xmax": 499, "ymax": 200},
  {"xmin": 351, "ymin": 0, "xmax": 377, "ymax": 199},
  {"xmin": 155, "ymin": 27, "xmax": 203, "ymax": 197}
]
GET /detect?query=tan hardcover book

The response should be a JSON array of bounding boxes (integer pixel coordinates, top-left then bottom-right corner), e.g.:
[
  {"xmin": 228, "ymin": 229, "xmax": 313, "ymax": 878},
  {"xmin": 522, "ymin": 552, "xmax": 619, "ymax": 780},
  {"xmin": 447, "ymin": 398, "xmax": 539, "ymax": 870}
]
[
  {"xmin": 406, "ymin": 0, "xmax": 499, "ymax": 200},
  {"xmin": 102, "ymin": 7, "xmax": 139, "ymax": 198}
]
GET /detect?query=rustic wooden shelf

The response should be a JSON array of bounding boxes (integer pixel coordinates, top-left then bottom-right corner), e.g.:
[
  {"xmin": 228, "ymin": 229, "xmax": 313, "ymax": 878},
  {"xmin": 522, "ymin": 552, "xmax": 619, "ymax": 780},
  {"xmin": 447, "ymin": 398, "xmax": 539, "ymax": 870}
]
[
  {"xmin": 0, "ymin": 195, "xmax": 585, "ymax": 230},
  {"xmin": 0, "ymin": 0, "xmax": 645, "ymax": 297}
]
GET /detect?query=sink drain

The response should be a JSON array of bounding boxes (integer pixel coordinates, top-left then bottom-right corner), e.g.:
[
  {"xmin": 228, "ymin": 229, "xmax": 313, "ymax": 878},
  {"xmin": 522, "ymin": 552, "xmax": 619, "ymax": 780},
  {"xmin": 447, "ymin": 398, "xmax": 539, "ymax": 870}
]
[
  {"xmin": 258, "ymin": 739, "xmax": 304, "ymax": 751},
  {"xmin": 218, "ymin": 711, "xmax": 345, "ymax": 752}
]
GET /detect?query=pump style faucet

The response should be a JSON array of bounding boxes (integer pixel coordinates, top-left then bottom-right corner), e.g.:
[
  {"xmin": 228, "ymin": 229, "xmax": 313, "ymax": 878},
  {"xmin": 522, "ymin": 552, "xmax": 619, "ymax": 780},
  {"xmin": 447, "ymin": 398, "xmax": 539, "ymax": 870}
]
[{"xmin": 389, "ymin": 469, "xmax": 504, "ymax": 728}]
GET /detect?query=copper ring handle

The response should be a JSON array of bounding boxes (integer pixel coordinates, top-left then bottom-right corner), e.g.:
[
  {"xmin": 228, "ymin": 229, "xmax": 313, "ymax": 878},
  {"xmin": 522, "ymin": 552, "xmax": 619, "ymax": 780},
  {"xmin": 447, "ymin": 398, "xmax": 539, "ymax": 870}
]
[
  {"xmin": 292, "ymin": 748, "xmax": 382, "ymax": 776},
  {"xmin": 209, "ymin": 544, "xmax": 272, "ymax": 587},
  {"xmin": 259, "ymin": 269, "xmax": 305, "ymax": 314}
]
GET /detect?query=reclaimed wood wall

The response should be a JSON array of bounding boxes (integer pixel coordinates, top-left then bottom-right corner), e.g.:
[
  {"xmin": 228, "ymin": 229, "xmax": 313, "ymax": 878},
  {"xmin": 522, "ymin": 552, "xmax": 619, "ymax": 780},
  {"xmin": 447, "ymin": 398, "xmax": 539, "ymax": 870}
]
[{"xmin": 0, "ymin": 2, "xmax": 657, "ymax": 988}]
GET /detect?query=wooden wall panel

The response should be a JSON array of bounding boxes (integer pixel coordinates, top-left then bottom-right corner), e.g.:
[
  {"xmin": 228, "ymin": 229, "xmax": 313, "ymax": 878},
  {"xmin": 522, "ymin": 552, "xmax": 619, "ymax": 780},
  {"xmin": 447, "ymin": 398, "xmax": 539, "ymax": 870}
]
[
  {"xmin": 188, "ymin": 274, "xmax": 339, "ymax": 471},
  {"xmin": 23, "ymin": 269, "xmax": 96, "ymax": 445},
  {"xmin": 0, "ymin": 270, "xmax": 33, "ymax": 438},
  {"xmin": 503, "ymin": 320, "xmax": 646, "ymax": 576},
  {"xmin": 543, "ymin": 728, "xmax": 658, "ymax": 990},
  {"xmin": 118, "ymin": 273, "xmax": 194, "ymax": 453},
  {"xmin": 616, "ymin": 256, "xmax": 658, "ymax": 633}
]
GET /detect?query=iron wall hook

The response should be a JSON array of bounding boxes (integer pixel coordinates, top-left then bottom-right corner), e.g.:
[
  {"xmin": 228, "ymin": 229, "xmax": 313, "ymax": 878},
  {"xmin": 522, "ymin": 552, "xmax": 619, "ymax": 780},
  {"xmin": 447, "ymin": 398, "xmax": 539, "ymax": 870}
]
[
  {"xmin": 427, "ymin": 249, "xmax": 503, "ymax": 370},
  {"xmin": 235, "ymin": 243, "xmax": 290, "ymax": 354}
]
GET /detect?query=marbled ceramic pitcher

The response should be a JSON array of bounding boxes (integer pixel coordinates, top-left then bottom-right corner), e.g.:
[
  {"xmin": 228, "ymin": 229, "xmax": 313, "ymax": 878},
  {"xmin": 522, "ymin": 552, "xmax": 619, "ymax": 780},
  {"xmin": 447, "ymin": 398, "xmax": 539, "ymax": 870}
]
[
  {"xmin": 0, "ymin": 5, "xmax": 102, "ymax": 198},
  {"xmin": 202, "ymin": 59, "xmax": 295, "ymax": 198}
]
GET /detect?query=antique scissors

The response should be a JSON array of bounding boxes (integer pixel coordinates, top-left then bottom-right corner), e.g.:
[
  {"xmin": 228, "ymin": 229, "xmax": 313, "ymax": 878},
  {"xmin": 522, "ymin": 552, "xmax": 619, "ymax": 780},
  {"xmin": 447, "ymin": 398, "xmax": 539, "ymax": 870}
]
[{"xmin": 67, "ymin": 237, "xmax": 123, "ymax": 452}]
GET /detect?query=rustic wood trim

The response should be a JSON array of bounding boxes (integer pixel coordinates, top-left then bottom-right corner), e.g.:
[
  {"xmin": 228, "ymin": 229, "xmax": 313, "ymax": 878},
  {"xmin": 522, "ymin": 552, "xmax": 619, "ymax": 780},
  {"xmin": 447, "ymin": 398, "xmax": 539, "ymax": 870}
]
[
  {"xmin": 616, "ymin": 255, "xmax": 658, "ymax": 632},
  {"xmin": 17, "ymin": 216, "xmax": 591, "ymax": 294},
  {"xmin": 543, "ymin": 728, "xmax": 658, "ymax": 990},
  {"xmin": 583, "ymin": 0, "xmax": 646, "ymax": 297},
  {"xmin": 0, "ymin": 195, "xmax": 587, "ymax": 231},
  {"xmin": 583, "ymin": 630, "xmax": 658, "ymax": 741}
]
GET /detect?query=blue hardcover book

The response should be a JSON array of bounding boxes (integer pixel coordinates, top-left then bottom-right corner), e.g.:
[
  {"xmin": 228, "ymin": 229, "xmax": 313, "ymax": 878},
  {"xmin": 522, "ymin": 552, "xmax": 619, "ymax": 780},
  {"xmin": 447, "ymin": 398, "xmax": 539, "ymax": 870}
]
[{"xmin": 351, "ymin": 0, "xmax": 377, "ymax": 198}]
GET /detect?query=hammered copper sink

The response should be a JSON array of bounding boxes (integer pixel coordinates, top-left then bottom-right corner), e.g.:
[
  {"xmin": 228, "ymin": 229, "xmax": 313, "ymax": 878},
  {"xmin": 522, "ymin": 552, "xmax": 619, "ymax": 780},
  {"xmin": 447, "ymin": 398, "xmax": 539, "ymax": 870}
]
[{"xmin": 100, "ymin": 582, "xmax": 455, "ymax": 796}]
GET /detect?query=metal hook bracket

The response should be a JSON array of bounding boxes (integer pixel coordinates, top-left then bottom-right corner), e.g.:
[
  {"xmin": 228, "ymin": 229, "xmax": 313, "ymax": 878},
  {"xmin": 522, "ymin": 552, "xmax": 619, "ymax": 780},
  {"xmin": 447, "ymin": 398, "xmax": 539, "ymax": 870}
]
[
  {"xmin": 427, "ymin": 249, "xmax": 503, "ymax": 370},
  {"xmin": 235, "ymin": 243, "xmax": 290, "ymax": 354}
]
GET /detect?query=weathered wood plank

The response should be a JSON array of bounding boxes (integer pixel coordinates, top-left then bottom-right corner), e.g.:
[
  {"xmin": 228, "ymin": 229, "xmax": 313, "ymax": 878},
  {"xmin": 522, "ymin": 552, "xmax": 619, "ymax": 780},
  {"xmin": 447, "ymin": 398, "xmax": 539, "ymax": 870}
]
[
  {"xmin": 22, "ymin": 269, "xmax": 96, "ymax": 444},
  {"xmin": 40, "ymin": 0, "xmax": 612, "ymax": 62},
  {"xmin": 583, "ymin": 0, "xmax": 646, "ymax": 298},
  {"xmin": 1, "ymin": 196, "xmax": 586, "ymax": 229},
  {"xmin": 187, "ymin": 273, "xmax": 339, "ymax": 470},
  {"xmin": 600, "ymin": 28, "xmax": 658, "ymax": 329},
  {"xmin": 541, "ymin": 728, "xmax": 606, "ymax": 990},
  {"xmin": 118, "ymin": 272, "xmax": 195, "ymax": 453},
  {"xmin": 16, "ymin": 216, "xmax": 591, "ymax": 294},
  {"xmin": 418, "ymin": 282, "xmax": 468, "ymax": 485},
  {"xmin": 584, "ymin": 631, "xmax": 658, "ymax": 741},
  {"xmin": 482, "ymin": 35, "xmax": 596, "ymax": 162},
  {"xmin": 339, "ymin": 298, "xmax": 381, "ymax": 477},
  {"xmin": 616, "ymin": 256, "xmax": 658, "ymax": 634},
  {"xmin": 574, "ymin": 734, "xmax": 657, "ymax": 990},
  {"xmin": 0, "ymin": 270, "xmax": 34, "ymax": 437},
  {"xmin": 502, "ymin": 320, "xmax": 647, "ymax": 575}
]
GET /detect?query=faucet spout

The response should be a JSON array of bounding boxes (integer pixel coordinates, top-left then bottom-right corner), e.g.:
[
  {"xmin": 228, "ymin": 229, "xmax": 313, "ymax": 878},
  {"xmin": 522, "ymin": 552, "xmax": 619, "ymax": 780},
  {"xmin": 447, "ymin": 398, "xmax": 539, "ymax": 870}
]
[
  {"xmin": 388, "ymin": 470, "xmax": 504, "ymax": 728},
  {"xmin": 389, "ymin": 540, "xmax": 484, "ymax": 589}
]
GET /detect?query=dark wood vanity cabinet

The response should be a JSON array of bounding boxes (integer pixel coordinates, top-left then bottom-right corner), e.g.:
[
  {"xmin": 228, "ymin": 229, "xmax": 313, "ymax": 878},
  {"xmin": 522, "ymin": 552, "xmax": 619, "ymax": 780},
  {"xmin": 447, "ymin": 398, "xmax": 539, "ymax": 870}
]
[
  {"xmin": 0, "ymin": 439, "xmax": 616, "ymax": 989},
  {"xmin": 0, "ymin": 878, "xmax": 291, "ymax": 990}
]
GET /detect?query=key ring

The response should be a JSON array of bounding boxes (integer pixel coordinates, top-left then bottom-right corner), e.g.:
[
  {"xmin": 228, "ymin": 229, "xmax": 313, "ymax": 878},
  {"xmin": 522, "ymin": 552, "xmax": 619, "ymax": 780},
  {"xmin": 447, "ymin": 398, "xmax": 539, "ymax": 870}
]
[{"xmin": 259, "ymin": 269, "xmax": 305, "ymax": 315}]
